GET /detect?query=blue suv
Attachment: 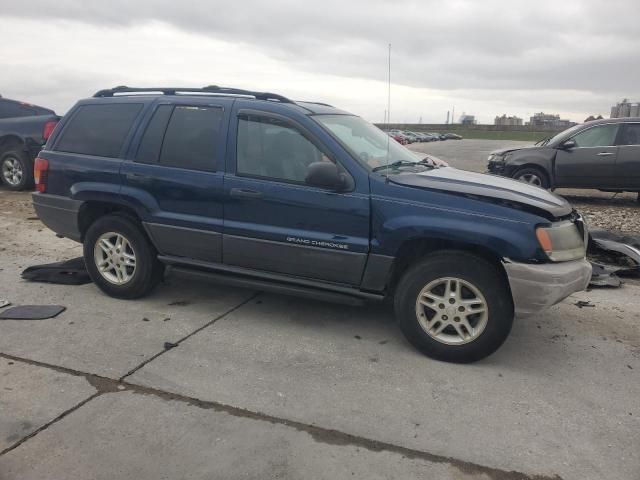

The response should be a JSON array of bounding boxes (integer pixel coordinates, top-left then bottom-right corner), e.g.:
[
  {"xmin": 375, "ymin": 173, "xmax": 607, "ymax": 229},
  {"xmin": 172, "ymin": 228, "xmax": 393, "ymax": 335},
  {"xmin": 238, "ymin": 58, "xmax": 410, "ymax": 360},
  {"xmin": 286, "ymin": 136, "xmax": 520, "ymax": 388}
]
[{"xmin": 32, "ymin": 86, "xmax": 591, "ymax": 362}]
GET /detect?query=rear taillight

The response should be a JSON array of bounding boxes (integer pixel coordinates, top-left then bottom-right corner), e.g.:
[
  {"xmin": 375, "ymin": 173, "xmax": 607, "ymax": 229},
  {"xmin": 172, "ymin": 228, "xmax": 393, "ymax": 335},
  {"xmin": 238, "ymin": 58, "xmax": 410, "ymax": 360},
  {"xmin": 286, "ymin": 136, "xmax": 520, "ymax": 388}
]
[
  {"xmin": 43, "ymin": 121, "xmax": 58, "ymax": 141},
  {"xmin": 34, "ymin": 157, "xmax": 49, "ymax": 193}
]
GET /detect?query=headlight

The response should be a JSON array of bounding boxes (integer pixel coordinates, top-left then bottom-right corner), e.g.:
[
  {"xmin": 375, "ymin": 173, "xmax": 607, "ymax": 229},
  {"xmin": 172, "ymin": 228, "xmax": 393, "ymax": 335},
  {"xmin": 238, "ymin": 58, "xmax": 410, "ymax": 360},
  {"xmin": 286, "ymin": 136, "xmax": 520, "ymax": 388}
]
[
  {"xmin": 488, "ymin": 154, "xmax": 504, "ymax": 162},
  {"xmin": 536, "ymin": 221, "xmax": 586, "ymax": 262}
]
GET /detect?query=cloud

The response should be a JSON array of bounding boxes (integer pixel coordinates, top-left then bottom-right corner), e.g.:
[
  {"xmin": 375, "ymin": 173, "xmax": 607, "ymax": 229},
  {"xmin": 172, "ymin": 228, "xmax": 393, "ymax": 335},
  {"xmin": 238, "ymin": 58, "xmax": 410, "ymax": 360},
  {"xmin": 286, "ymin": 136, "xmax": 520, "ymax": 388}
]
[{"xmin": 1, "ymin": 0, "xmax": 637, "ymax": 122}]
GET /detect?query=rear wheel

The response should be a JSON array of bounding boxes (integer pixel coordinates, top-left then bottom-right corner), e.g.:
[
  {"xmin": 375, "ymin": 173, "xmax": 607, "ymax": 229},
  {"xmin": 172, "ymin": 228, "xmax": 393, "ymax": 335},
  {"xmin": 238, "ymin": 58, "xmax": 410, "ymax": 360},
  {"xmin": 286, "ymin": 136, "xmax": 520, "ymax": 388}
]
[
  {"xmin": 83, "ymin": 214, "xmax": 164, "ymax": 299},
  {"xmin": 394, "ymin": 251, "xmax": 513, "ymax": 363},
  {"xmin": 513, "ymin": 167, "xmax": 550, "ymax": 189},
  {"xmin": 1, "ymin": 149, "xmax": 33, "ymax": 191}
]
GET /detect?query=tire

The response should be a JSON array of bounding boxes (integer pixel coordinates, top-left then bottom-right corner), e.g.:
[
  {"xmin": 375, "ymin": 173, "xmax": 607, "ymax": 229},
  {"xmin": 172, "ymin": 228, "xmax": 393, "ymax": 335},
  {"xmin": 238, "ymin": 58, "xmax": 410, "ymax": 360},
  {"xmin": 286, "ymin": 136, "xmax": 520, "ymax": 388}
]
[
  {"xmin": 83, "ymin": 214, "xmax": 164, "ymax": 299},
  {"xmin": 512, "ymin": 167, "xmax": 550, "ymax": 189},
  {"xmin": 393, "ymin": 251, "xmax": 513, "ymax": 363},
  {"xmin": 1, "ymin": 149, "xmax": 33, "ymax": 191}
]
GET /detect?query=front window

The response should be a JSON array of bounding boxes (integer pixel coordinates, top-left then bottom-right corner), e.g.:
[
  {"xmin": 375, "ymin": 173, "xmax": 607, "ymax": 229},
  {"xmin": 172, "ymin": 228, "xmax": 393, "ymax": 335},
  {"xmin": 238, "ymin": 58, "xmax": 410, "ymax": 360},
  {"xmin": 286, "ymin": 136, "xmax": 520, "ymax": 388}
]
[
  {"xmin": 571, "ymin": 124, "xmax": 619, "ymax": 148},
  {"xmin": 313, "ymin": 114, "xmax": 419, "ymax": 170}
]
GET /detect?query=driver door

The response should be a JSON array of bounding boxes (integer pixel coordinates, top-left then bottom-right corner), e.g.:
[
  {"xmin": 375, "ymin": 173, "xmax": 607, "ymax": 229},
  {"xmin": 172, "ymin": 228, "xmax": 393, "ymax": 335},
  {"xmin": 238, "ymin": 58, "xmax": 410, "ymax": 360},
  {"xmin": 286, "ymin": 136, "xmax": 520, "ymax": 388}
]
[
  {"xmin": 554, "ymin": 123, "xmax": 619, "ymax": 188},
  {"xmin": 222, "ymin": 109, "xmax": 370, "ymax": 285}
]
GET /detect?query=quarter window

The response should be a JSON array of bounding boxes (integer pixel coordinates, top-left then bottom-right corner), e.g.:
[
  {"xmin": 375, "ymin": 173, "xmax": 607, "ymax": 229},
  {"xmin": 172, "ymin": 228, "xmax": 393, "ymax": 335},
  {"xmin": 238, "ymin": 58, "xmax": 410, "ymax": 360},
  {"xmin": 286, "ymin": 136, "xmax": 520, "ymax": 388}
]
[
  {"xmin": 237, "ymin": 115, "xmax": 327, "ymax": 183},
  {"xmin": 571, "ymin": 124, "xmax": 619, "ymax": 148},
  {"xmin": 55, "ymin": 103, "xmax": 143, "ymax": 158}
]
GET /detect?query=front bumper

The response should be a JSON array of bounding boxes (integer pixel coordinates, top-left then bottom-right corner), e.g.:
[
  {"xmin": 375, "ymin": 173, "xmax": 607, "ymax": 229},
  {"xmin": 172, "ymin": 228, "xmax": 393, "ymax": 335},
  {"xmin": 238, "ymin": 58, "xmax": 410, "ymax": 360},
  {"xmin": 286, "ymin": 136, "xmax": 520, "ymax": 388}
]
[
  {"xmin": 503, "ymin": 259, "xmax": 592, "ymax": 318},
  {"xmin": 487, "ymin": 160, "xmax": 506, "ymax": 175}
]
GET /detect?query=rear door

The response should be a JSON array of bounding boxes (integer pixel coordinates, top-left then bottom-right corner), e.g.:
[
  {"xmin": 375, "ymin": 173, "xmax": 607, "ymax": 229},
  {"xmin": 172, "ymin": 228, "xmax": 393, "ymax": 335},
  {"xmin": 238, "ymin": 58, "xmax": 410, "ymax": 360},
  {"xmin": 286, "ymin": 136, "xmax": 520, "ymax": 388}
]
[
  {"xmin": 222, "ymin": 105, "xmax": 370, "ymax": 285},
  {"xmin": 554, "ymin": 123, "xmax": 619, "ymax": 188},
  {"xmin": 121, "ymin": 98, "xmax": 232, "ymax": 263},
  {"xmin": 613, "ymin": 122, "xmax": 640, "ymax": 189}
]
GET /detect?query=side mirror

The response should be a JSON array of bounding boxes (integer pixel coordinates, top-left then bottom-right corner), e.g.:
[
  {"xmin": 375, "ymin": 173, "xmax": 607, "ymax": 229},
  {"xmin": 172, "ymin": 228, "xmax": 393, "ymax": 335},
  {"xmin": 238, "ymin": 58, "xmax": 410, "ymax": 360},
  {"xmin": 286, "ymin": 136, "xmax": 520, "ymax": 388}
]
[
  {"xmin": 305, "ymin": 162, "xmax": 350, "ymax": 191},
  {"xmin": 561, "ymin": 139, "xmax": 576, "ymax": 150}
]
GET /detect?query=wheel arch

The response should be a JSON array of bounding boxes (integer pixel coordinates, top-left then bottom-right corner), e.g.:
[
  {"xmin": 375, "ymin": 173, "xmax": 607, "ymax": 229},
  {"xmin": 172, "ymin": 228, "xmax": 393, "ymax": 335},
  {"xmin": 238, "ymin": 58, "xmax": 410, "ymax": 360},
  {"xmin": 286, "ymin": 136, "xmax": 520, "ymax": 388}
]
[
  {"xmin": 0, "ymin": 135, "xmax": 26, "ymax": 154},
  {"xmin": 386, "ymin": 237, "xmax": 512, "ymax": 298},
  {"xmin": 78, "ymin": 201, "xmax": 144, "ymax": 241}
]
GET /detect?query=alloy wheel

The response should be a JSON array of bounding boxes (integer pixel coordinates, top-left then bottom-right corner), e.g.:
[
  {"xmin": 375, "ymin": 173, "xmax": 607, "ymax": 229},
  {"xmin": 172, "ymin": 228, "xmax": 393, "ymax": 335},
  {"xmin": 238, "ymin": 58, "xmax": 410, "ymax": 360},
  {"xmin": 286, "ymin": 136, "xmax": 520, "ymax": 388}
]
[
  {"xmin": 1, "ymin": 157, "xmax": 23, "ymax": 186},
  {"xmin": 415, "ymin": 277, "xmax": 489, "ymax": 345},
  {"xmin": 517, "ymin": 173, "xmax": 542, "ymax": 186},
  {"xmin": 93, "ymin": 232, "xmax": 137, "ymax": 285}
]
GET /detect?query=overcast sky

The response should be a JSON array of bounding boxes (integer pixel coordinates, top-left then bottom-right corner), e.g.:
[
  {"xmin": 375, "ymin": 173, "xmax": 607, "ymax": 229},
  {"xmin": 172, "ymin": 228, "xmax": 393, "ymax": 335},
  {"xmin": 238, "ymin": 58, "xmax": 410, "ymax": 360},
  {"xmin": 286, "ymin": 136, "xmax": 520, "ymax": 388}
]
[{"xmin": 1, "ymin": 0, "xmax": 638, "ymax": 123}]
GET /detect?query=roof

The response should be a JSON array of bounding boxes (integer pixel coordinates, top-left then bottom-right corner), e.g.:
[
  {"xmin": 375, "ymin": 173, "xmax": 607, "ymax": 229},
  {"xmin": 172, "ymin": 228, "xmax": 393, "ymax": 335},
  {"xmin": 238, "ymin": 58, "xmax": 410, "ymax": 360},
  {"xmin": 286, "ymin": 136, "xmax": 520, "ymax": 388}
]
[
  {"xmin": 584, "ymin": 117, "xmax": 640, "ymax": 125},
  {"xmin": 92, "ymin": 86, "xmax": 350, "ymax": 115}
]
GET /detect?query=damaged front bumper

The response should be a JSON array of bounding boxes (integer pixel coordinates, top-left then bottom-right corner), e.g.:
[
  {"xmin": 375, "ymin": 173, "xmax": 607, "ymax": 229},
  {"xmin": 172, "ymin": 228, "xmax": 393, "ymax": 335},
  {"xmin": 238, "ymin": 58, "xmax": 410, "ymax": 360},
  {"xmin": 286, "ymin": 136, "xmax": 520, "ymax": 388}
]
[{"xmin": 503, "ymin": 259, "xmax": 592, "ymax": 318}]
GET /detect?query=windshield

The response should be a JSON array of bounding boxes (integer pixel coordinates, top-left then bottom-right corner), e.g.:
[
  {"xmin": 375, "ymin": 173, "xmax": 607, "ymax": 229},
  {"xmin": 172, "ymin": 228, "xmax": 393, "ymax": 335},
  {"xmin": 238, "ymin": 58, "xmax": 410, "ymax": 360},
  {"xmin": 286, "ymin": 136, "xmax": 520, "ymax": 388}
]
[
  {"xmin": 544, "ymin": 124, "xmax": 583, "ymax": 146},
  {"xmin": 313, "ymin": 114, "xmax": 420, "ymax": 170}
]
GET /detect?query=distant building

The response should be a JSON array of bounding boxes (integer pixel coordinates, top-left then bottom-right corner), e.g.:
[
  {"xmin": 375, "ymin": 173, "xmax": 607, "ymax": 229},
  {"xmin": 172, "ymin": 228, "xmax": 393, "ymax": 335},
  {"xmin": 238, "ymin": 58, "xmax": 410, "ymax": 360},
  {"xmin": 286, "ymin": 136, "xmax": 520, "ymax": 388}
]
[
  {"xmin": 526, "ymin": 112, "xmax": 574, "ymax": 128},
  {"xmin": 494, "ymin": 114, "xmax": 523, "ymax": 126},
  {"xmin": 459, "ymin": 114, "xmax": 476, "ymax": 125},
  {"xmin": 611, "ymin": 99, "xmax": 640, "ymax": 118}
]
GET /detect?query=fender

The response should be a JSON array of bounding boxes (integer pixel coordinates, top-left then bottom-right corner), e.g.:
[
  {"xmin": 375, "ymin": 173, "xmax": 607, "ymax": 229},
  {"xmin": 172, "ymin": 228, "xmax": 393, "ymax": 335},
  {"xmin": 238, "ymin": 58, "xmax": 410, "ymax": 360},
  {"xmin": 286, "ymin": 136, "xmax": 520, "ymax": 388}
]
[
  {"xmin": 503, "ymin": 148, "xmax": 557, "ymax": 183},
  {"xmin": 70, "ymin": 182, "xmax": 159, "ymax": 222},
  {"xmin": 376, "ymin": 213, "xmax": 541, "ymax": 261}
]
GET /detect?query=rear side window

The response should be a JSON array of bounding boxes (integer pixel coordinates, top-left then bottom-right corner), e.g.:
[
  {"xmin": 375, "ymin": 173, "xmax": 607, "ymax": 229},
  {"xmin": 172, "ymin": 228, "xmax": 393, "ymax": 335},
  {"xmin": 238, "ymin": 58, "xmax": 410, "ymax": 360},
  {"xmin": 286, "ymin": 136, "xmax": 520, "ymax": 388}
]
[
  {"xmin": 55, "ymin": 103, "xmax": 143, "ymax": 157},
  {"xmin": 618, "ymin": 123, "xmax": 640, "ymax": 146},
  {"xmin": 136, "ymin": 105, "xmax": 173, "ymax": 163},
  {"xmin": 159, "ymin": 105, "xmax": 222, "ymax": 171}
]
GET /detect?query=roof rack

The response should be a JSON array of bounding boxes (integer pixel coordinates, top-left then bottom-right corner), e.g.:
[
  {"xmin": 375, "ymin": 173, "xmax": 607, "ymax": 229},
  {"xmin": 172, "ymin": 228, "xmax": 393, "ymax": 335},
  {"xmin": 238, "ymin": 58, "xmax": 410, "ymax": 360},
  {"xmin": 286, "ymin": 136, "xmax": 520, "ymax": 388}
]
[
  {"xmin": 92, "ymin": 85, "xmax": 293, "ymax": 103},
  {"xmin": 298, "ymin": 101, "xmax": 334, "ymax": 108}
]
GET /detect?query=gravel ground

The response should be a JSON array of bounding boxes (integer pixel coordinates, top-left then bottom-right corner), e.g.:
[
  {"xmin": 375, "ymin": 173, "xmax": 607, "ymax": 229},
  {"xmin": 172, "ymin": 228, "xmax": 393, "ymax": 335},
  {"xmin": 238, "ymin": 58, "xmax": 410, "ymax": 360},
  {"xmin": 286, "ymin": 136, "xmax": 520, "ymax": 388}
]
[{"xmin": 409, "ymin": 139, "xmax": 640, "ymax": 234}]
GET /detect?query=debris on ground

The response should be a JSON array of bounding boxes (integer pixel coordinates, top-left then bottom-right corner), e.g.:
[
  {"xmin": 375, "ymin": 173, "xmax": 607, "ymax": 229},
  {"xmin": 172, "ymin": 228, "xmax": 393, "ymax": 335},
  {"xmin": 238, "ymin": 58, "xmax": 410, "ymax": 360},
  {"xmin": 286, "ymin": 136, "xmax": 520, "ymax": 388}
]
[
  {"xmin": 0, "ymin": 299, "xmax": 10, "ymax": 308},
  {"xmin": 21, "ymin": 257, "xmax": 91, "ymax": 285},
  {"xmin": 587, "ymin": 229, "xmax": 640, "ymax": 288},
  {"xmin": 589, "ymin": 262, "xmax": 623, "ymax": 288},
  {"xmin": 0, "ymin": 305, "xmax": 66, "ymax": 320},
  {"xmin": 574, "ymin": 300, "xmax": 595, "ymax": 308},
  {"xmin": 164, "ymin": 341, "xmax": 178, "ymax": 349}
]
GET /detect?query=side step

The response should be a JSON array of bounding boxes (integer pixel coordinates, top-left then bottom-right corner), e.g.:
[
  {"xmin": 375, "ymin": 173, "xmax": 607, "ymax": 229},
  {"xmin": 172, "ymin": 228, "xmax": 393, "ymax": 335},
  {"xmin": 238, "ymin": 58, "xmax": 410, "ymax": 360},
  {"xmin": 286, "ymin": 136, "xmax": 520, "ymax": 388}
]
[{"xmin": 159, "ymin": 255, "xmax": 385, "ymax": 306}]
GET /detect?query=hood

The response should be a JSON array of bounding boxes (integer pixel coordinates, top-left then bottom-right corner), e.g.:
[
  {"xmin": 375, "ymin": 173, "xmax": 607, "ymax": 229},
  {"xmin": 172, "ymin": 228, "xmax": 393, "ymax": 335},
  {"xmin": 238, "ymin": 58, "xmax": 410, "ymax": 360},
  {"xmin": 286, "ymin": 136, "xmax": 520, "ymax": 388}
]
[
  {"xmin": 389, "ymin": 167, "xmax": 572, "ymax": 218},
  {"xmin": 489, "ymin": 144, "xmax": 541, "ymax": 156}
]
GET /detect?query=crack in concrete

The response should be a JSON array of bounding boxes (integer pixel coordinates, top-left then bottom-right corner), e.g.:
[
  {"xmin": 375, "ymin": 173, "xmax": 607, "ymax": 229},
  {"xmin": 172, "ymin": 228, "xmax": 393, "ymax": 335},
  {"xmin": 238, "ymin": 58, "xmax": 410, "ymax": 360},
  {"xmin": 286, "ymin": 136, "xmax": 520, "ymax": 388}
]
[
  {"xmin": 118, "ymin": 292, "xmax": 261, "ymax": 382},
  {"xmin": 0, "ymin": 352, "xmax": 562, "ymax": 480}
]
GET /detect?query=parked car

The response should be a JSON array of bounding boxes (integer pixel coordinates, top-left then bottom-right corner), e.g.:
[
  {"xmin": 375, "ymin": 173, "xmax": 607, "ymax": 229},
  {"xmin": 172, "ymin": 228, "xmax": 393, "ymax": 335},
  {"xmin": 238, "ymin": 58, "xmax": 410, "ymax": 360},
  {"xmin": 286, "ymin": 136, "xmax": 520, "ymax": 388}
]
[
  {"xmin": 387, "ymin": 131, "xmax": 408, "ymax": 145},
  {"xmin": 0, "ymin": 96, "xmax": 59, "ymax": 190},
  {"xmin": 388, "ymin": 130, "xmax": 414, "ymax": 143},
  {"xmin": 33, "ymin": 85, "xmax": 591, "ymax": 363},
  {"xmin": 420, "ymin": 133, "xmax": 439, "ymax": 142},
  {"xmin": 443, "ymin": 133, "xmax": 463, "ymax": 140},
  {"xmin": 487, "ymin": 117, "xmax": 640, "ymax": 195},
  {"xmin": 427, "ymin": 132, "xmax": 445, "ymax": 141},
  {"xmin": 409, "ymin": 131, "xmax": 434, "ymax": 142}
]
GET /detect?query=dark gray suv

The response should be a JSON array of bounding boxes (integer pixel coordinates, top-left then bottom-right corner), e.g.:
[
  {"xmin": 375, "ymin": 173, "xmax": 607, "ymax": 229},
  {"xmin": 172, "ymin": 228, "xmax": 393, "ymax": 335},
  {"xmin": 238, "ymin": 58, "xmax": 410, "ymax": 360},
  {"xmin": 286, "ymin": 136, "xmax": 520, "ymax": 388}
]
[{"xmin": 487, "ymin": 117, "xmax": 640, "ymax": 197}]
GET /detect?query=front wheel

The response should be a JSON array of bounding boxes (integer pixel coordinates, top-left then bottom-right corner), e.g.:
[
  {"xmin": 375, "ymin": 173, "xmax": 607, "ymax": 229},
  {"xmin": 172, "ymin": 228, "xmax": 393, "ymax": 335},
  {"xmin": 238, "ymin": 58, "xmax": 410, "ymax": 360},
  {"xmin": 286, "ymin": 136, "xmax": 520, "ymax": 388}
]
[
  {"xmin": 512, "ymin": 167, "xmax": 550, "ymax": 189},
  {"xmin": 83, "ymin": 214, "xmax": 164, "ymax": 299},
  {"xmin": 394, "ymin": 251, "xmax": 514, "ymax": 363}
]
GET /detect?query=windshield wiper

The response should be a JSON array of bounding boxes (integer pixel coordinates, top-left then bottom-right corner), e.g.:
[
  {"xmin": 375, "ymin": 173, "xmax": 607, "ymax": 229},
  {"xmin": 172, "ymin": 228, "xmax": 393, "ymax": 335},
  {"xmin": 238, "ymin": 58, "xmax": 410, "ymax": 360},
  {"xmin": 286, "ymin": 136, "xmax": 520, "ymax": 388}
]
[{"xmin": 372, "ymin": 160, "xmax": 421, "ymax": 172}]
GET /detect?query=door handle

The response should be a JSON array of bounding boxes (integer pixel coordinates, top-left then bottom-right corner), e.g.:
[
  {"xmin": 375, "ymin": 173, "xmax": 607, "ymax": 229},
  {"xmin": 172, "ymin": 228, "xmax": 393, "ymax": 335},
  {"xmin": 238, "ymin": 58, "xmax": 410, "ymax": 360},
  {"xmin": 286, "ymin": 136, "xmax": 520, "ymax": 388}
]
[
  {"xmin": 597, "ymin": 152, "xmax": 614, "ymax": 156},
  {"xmin": 230, "ymin": 188, "xmax": 264, "ymax": 199}
]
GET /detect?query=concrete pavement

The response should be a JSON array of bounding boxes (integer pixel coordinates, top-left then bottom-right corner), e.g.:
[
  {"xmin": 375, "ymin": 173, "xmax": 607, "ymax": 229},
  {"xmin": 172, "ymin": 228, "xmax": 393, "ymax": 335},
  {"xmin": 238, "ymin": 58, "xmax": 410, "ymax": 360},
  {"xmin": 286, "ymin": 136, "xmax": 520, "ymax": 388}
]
[{"xmin": 1, "ymin": 182, "xmax": 639, "ymax": 479}]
